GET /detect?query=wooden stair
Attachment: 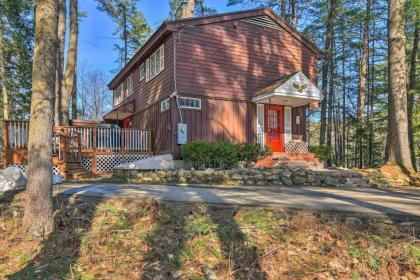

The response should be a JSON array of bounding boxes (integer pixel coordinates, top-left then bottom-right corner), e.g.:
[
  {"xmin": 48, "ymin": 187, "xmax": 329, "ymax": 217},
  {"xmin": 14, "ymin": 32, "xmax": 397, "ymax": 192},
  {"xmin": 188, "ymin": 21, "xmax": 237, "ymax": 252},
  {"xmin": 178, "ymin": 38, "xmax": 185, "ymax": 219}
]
[
  {"xmin": 53, "ymin": 128, "xmax": 93, "ymax": 180},
  {"xmin": 255, "ymin": 153, "xmax": 324, "ymax": 169}
]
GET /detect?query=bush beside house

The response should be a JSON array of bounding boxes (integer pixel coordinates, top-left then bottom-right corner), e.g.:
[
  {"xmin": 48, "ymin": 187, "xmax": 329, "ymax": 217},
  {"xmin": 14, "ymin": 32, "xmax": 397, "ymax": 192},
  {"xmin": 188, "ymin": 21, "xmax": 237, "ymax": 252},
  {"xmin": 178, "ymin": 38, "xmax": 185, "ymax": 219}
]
[{"xmin": 181, "ymin": 141, "xmax": 270, "ymax": 169}]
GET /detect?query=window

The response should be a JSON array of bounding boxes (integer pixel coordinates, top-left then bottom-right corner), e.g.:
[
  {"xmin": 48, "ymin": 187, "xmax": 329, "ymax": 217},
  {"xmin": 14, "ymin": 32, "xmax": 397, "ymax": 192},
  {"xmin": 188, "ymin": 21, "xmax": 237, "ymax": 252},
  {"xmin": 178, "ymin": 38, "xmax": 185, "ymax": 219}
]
[
  {"xmin": 146, "ymin": 44, "xmax": 165, "ymax": 81},
  {"xmin": 113, "ymin": 84, "xmax": 123, "ymax": 106},
  {"xmin": 127, "ymin": 75, "xmax": 133, "ymax": 96},
  {"xmin": 139, "ymin": 63, "xmax": 145, "ymax": 81},
  {"xmin": 179, "ymin": 97, "xmax": 201, "ymax": 109},
  {"xmin": 160, "ymin": 98, "xmax": 170, "ymax": 112}
]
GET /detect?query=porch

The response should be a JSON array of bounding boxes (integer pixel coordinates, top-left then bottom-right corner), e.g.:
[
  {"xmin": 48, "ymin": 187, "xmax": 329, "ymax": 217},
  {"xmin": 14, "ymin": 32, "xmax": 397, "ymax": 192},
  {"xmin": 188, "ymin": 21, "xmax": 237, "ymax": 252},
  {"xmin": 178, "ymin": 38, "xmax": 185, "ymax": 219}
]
[{"xmin": 3, "ymin": 120, "xmax": 153, "ymax": 178}]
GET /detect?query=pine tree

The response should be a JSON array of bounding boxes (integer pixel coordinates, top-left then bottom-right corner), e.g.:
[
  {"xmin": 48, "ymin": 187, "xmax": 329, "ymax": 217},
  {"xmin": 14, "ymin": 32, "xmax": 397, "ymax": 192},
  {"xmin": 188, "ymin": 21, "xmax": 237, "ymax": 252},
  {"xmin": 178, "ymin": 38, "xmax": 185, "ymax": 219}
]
[
  {"xmin": 385, "ymin": 0, "xmax": 414, "ymax": 172},
  {"xmin": 96, "ymin": 0, "xmax": 150, "ymax": 68},
  {"xmin": 23, "ymin": 0, "xmax": 58, "ymax": 236}
]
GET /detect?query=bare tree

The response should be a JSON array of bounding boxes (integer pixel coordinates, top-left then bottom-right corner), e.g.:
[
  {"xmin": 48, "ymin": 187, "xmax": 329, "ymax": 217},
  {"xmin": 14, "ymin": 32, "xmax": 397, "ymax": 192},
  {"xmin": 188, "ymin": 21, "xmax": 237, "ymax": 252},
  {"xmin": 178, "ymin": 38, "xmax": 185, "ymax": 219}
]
[
  {"xmin": 23, "ymin": 0, "xmax": 58, "ymax": 236},
  {"xmin": 385, "ymin": 0, "xmax": 414, "ymax": 172},
  {"xmin": 77, "ymin": 65, "xmax": 112, "ymax": 120},
  {"xmin": 61, "ymin": 0, "xmax": 78, "ymax": 125}
]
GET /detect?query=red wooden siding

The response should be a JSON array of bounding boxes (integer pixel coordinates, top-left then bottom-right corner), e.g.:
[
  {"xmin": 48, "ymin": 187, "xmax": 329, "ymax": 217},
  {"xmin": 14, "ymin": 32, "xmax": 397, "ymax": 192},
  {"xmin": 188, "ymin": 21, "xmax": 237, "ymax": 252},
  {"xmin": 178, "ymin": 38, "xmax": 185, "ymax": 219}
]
[
  {"xmin": 113, "ymin": 34, "xmax": 175, "ymax": 113},
  {"xmin": 175, "ymin": 19, "xmax": 318, "ymax": 100},
  {"xmin": 131, "ymin": 102, "xmax": 172, "ymax": 153},
  {"xmin": 181, "ymin": 97, "xmax": 254, "ymax": 144}
]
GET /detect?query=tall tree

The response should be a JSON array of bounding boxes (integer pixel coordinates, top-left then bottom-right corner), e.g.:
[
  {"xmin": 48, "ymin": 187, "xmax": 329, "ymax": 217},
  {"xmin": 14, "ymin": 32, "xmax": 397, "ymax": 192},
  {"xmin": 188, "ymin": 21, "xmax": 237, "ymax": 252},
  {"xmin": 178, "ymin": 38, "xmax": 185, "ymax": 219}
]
[
  {"xmin": 54, "ymin": 0, "xmax": 66, "ymax": 125},
  {"xmin": 319, "ymin": 0, "xmax": 337, "ymax": 146},
  {"xmin": 357, "ymin": 0, "xmax": 370, "ymax": 124},
  {"xmin": 0, "ymin": 0, "xmax": 34, "ymax": 121},
  {"xmin": 408, "ymin": 5, "xmax": 419, "ymax": 171},
  {"xmin": 96, "ymin": 0, "xmax": 150, "ymax": 68},
  {"xmin": 356, "ymin": 0, "xmax": 371, "ymax": 168},
  {"xmin": 23, "ymin": 0, "xmax": 58, "ymax": 235},
  {"xmin": 0, "ymin": 18, "xmax": 9, "ymax": 120},
  {"xmin": 61, "ymin": 0, "xmax": 78, "ymax": 125},
  {"xmin": 169, "ymin": 0, "xmax": 217, "ymax": 19},
  {"xmin": 385, "ymin": 0, "xmax": 414, "ymax": 172}
]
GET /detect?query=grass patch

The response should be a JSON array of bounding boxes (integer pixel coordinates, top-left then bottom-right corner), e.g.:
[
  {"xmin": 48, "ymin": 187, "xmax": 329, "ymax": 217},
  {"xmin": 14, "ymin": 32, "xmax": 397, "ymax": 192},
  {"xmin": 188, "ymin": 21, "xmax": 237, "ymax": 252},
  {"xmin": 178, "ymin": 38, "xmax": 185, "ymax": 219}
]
[{"xmin": 0, "ymin": 190, "xmax": 418, "ymax": 279}]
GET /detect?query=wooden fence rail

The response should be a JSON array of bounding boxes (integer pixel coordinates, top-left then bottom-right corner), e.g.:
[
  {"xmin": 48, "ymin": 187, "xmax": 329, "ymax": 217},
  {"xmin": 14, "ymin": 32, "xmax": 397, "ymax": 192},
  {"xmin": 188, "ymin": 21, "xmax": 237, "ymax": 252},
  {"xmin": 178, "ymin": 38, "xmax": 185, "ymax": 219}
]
[{"xmin": 3, "ymin": 120, "xmax": 153, "ymax": 171}]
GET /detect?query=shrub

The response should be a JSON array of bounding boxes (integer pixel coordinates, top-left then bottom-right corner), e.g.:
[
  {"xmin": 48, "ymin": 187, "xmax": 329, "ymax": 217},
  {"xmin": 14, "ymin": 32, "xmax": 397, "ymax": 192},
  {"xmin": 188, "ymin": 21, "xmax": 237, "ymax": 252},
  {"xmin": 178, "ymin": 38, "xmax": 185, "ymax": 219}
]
[
  {"xmin": 238, "ymin": 143, "xmax": 270, "ymax": 166},
  {"xmin": 181, "ymin": 141, "xmax": 211, "ymax": 169},
  {"xmin": 182, "ymin": 141, "xmax": 270, "ymax": 169},
  {"xmin": 211, "ymin": 141, "xmax": 239, "ymax": 169},
  {"xmin": 309, "ymin": 145, "xmax": 333, "ymax": 161}
]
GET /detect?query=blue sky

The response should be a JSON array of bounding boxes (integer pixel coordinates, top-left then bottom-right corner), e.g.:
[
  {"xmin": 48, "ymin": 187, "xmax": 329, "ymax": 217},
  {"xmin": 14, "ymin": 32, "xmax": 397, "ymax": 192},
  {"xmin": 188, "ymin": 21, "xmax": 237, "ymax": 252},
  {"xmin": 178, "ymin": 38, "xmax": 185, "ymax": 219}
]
[{"xmin": 78, "ymin": 0, "xmax": 244, "ymax": 78}]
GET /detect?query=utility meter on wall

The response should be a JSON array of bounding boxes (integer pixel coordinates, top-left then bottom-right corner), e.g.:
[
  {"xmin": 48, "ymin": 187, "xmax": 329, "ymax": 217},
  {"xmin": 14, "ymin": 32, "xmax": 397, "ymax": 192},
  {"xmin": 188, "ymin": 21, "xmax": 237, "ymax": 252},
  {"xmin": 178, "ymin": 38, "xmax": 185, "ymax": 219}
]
[{"xmin": 177, "ymin": 123, "xmax": 187, "ymax": 144}]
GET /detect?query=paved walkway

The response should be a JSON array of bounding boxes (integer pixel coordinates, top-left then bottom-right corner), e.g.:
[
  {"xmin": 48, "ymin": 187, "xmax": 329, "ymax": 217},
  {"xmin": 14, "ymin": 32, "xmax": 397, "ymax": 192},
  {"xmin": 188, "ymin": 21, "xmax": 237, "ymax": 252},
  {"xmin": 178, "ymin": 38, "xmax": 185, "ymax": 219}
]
[{"xmin": 55, "ymin": 183, "xmax": 420, "ymax": 218}]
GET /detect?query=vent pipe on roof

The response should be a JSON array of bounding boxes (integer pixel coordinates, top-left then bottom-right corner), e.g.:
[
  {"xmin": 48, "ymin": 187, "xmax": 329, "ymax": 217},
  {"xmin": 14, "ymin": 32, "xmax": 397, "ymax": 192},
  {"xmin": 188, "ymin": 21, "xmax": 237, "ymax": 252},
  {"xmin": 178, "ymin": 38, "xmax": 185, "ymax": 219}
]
[{"xmin": 180, "ymin": 0, "xmax": 194, "ymax": 19}]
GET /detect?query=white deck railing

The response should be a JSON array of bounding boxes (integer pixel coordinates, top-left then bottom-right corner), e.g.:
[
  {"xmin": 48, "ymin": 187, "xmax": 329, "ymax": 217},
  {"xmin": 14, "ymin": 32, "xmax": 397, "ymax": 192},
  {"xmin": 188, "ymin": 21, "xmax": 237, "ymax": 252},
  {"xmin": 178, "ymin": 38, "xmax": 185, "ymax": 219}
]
[{"xmin": 5, "ymin": 121, "xmax": 152, "ymax": 153}]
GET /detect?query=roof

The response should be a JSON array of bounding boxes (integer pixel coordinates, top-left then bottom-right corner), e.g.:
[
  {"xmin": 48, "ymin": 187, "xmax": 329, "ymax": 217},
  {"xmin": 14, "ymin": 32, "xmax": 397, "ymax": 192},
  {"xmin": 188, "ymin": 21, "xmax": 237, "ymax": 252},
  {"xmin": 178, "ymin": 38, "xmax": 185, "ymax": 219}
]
[
  {"xmin": 108, "ymin": 8, "xmax": 323, "ymax": 89},
  {"xmin": 252, "ymin": 71, "xmax": 323, "ymax": 103},
  {"xmin": 253, "ymin": 72, "xmax": 298, "ymax": 98}
]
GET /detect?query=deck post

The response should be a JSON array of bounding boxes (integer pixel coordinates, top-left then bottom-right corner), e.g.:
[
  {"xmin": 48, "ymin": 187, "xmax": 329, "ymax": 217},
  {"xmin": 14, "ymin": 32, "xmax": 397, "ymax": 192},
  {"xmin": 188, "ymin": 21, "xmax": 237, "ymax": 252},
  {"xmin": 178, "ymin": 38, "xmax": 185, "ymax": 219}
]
[
  {"xmin": 92, "ymin": 127, "xmax": 97, "ymax": 174},
  {"xmin": 147, "ymin": 130, "xmax": 153, "ymax": 153},
  {"xmin": 121, "ymin": 128, "xmax": 126, "ymax": 163},
  {"xmin": 3, "ymin": 121, "xmax": 9, "ymax": 168},
  {"xmin": 59, "ymin": 131, "xmax": 68, "ymax": 177}
]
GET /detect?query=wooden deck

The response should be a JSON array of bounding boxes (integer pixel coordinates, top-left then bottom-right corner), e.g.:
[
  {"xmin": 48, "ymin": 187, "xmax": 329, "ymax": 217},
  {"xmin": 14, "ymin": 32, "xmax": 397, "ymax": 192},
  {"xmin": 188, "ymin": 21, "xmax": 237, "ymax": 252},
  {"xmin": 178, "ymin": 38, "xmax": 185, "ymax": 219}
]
[{"xmin": 3, "ymin": 120, "xmax": 153, "ymax": 178}]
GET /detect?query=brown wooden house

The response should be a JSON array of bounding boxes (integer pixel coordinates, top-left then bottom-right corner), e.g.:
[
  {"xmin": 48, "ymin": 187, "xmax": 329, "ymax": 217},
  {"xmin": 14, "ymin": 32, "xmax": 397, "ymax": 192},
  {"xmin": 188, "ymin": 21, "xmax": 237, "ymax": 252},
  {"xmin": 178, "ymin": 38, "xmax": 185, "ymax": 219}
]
[{"xmin": 104, "ymin": 8, "xmax": 323, "ymax": 158}]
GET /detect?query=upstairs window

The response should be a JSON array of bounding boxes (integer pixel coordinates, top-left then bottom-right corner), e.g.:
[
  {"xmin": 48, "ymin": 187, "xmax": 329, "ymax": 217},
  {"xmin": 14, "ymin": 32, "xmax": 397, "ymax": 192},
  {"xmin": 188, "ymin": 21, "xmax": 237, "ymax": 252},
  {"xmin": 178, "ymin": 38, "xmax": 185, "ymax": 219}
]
[
  {"xmin": 113, "ymin": 84, "xmax": 123, "ymax": 106},
  {"xmin": 139, "ymin": 63, "xmax": 145, "ymax": 81},
  {"xmin": 146, "ymin": 44, "xmax": 165, "ymax": 81},
  {"xmin": 127, "ymin": 75, "xmax": 133, "ymax": 96},
  {"xmin": 160, "ymin": 98, "xmax": 170, "ymax": 112},
  {"xmin": 179, "ymin": 97, "xmax": 201, "ymax": 110}
]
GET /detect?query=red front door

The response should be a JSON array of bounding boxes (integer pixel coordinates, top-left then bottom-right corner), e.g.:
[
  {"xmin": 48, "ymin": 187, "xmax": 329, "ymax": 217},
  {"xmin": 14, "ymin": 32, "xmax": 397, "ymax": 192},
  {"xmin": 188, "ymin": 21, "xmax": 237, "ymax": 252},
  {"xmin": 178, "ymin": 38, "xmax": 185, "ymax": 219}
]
[
  {"xmin": 122, "ymin": 117, "xmax": 132, "ymax": 128},
  {"xmin": 265, "ymin": 105, "xmax": 284, "ymax": 152}
]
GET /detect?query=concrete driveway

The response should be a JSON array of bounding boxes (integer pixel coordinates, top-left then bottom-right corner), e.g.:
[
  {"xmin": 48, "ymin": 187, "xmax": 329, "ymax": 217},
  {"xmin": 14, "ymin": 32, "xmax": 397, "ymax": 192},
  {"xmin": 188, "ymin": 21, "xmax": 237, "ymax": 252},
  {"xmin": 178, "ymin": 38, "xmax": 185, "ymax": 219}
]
[{"xmin": 55, "ymin": 183, "xmax": 420, "ymax": 219}]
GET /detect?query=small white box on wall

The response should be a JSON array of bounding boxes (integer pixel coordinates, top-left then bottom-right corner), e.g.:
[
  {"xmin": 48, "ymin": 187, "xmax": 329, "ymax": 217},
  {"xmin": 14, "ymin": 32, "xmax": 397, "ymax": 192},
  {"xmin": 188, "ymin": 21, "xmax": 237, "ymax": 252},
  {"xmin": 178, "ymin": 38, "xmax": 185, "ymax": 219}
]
[{"xmin": 177, "ymin": 123, "xmax": 187, "ymax": 145}]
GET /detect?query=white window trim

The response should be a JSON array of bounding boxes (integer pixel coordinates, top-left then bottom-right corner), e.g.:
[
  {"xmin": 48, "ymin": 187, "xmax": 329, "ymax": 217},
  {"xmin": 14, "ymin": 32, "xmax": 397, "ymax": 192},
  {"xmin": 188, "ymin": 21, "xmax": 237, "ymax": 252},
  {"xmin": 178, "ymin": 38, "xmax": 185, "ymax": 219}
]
[
  {"xmin": 284, "ymin": 106, "xmax": 292, "ymax": 144},
  {"xmin": 127, "ymin": 75, "xmax": 133, "ymax": 96},
  {"xmin": 179, "ymin": 97, "xmax": 202, "ymax": 110},
  {"xmin": 139, "ymin": 63, "xmax": 145, "ymax": 81},
  {"xmin": 160, "ymin": 98, "xmax": 170, "ymax": 112}
]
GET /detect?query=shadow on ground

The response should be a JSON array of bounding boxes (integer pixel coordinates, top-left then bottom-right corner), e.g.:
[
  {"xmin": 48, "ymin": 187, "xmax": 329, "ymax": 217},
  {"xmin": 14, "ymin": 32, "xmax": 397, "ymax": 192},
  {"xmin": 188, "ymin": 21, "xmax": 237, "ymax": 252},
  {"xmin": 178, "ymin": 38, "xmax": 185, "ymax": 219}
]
[{"xmin": 7, "ymin": 194, "xmax": 104, "ymax": 279}]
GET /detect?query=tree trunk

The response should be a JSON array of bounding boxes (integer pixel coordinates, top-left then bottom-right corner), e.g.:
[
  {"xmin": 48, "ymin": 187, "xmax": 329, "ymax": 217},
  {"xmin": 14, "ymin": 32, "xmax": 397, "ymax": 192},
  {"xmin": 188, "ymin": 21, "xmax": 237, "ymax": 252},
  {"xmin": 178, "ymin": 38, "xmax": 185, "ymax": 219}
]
[
  {"xmin": 61, "ymin": 0, "xmax": 78, "ymax": 126},
  {"xmin": 385, "ymin": 0, "xmax": 414, "ymax": 172},
  {"xmin": 71, "ymin": 73, "xmax": 77, "ymax": 119},
  {"xmin": 123, "ymin": 5, "xmax": 127, "ymax": 65},
  {"xmin": 54, "ymin": 0, "xmax": 66, "ymax": 126},
  {"xmin": 357, "ymin": 0, "xmax": 370, "ymax": 124},
  {"xmin": 0, "ymin": 20, "xmax": 9, "ymax": 121},
  {"xmin": 408, "ymin": 15, "xmax": 418, "ymax": 171},
  {"xmin": 23, "ymin": 0, "xmax": 58, "ymax": 236},
  {"xmin": 280, "ymin": 0, "xmax": 287, "ymax": 18},
  {"xmin": 288, "ymin": 0, "xmax": 297, "ymax": 27},
  {"xmin": 320, "ymin": 0, "xmax": 336, "ymax": 145}
]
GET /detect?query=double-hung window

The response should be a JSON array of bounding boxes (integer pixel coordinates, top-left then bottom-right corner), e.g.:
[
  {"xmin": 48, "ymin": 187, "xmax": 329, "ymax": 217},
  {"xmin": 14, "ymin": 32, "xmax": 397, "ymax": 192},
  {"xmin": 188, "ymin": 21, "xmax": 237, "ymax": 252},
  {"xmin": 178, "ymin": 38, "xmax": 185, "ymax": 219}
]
[
  {"xmin": 127, "ymin": 75, "xmax": 133, "ymax": 96},
  {"xmin": 146, "ymin": 44, "xmax": 165, "ymax": 81},
  {"xmin": 113, "ymin": 84, "xmax": 123, "ymax": 106},
  {"xmin": 139, "ymin": 63, "xmax": 145, "ymax": 81}
]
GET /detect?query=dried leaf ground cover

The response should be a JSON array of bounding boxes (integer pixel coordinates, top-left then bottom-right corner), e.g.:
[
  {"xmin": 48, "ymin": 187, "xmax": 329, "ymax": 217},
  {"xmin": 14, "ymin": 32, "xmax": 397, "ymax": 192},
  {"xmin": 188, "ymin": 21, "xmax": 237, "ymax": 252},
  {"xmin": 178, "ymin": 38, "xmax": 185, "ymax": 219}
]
[{"xmin": 0, "ymin": 190, "xmax": 419, "ymax": 279}]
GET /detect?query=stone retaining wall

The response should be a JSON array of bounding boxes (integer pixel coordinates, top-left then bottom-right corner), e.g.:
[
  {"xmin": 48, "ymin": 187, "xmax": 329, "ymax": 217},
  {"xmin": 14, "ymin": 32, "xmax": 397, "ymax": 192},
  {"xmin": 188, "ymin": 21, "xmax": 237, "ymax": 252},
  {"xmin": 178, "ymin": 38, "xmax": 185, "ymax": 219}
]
[{"xmin": 113, "ymin": 166, "xmax": 373, "ymax": 188}]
